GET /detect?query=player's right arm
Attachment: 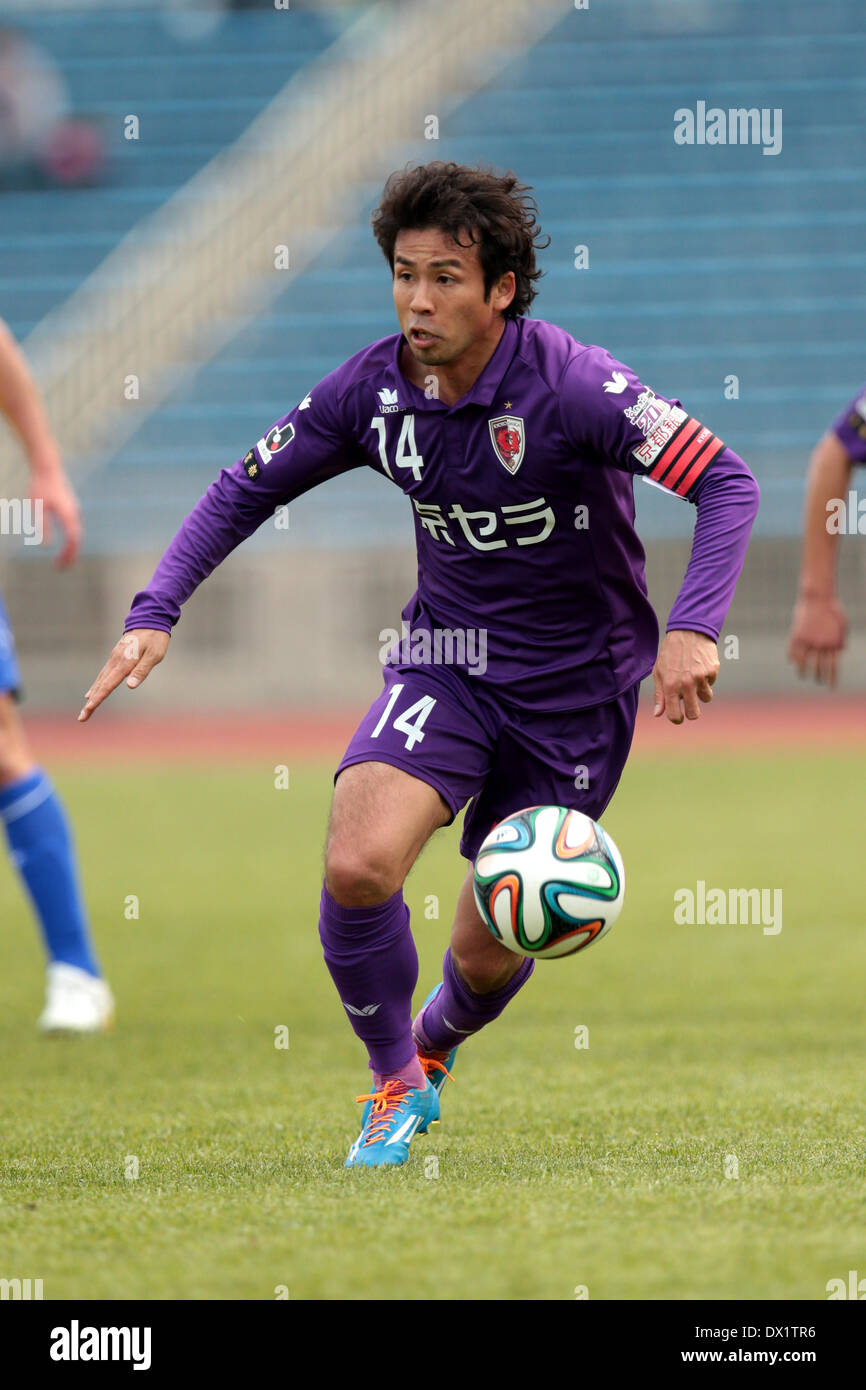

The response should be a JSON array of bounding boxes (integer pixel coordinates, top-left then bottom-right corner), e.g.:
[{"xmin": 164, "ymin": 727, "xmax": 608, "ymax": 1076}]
[
  {"xmin": 558, "ymin": 344, "xmax": 760, "ymax": 723},
  {"xmin": 79, "ymin": 369, "xmax": 366, "ymax": 721},
  {"xmin": 787, "ymin": 412, "xmax": 859, "ymax": 685},
  {"xmin": 79, "ymin": 628, "xmax": 171, "ymax": 720}
]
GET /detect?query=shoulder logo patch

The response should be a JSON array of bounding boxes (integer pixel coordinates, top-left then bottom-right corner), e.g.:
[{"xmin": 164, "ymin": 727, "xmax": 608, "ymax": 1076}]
[{"xmin": 602, "ymin": 370, "xmax": 628, "ymax": 394}]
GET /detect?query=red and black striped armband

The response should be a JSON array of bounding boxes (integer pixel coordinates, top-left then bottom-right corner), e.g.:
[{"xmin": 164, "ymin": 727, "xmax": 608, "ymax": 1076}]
[{"xmin": 631, "ymin": 406, "xmax": 725, "ymax": 498}]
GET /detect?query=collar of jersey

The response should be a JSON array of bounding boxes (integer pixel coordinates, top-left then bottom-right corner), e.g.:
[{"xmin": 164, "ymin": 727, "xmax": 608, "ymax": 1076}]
[{"xmin": 391, "ymin": 316, "xmax": 519, "ymax": 412}]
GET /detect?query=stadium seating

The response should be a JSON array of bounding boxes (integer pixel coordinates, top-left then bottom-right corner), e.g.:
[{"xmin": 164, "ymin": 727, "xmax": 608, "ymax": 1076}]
[{"xmin": 2, "ymin": 0, "xmax": 864, "ymax": 551}]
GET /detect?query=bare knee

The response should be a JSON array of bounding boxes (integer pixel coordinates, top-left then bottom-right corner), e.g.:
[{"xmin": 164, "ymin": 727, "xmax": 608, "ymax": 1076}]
[
  {"xmin": 450, "ymin": 866, "xmax": 525, "ymax": 993},
  {"xmin": 324, "ymin": 842, "xmax": 403, "ymax": 907},
  {"xmin": 323, "ymin": 760, "xmax": 449, "ymax": 908},
  {"xmin": 451, "ymin": 938, "xmax": 521, "ymax": 995}
]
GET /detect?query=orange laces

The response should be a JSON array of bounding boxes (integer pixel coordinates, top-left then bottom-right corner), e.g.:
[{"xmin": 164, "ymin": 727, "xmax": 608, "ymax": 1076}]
[
  {"xmin": 419, "ymin": 1055, "xmax": 454, "ymax": 1085},
  {"xmin": 354, "ymin": 1080, "xmax": 411, "ymax": 1146},
  {"xmin": 353, "ymin": 1059, "xmax": 455, "ymax": 1147}
]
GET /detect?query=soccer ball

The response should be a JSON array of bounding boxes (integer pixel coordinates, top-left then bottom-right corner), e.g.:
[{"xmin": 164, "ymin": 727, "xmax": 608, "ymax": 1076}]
[{"xmin": 473, "ymin": 805, "xmax": 625, "ymax": 960}]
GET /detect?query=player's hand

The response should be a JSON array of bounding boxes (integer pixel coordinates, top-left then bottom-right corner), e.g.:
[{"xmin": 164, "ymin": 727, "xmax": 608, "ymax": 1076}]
[
  {"xmin": 28, "ymin": 464, "xmax": 83, "ymax": 569},
  {"xmin": 78, "ymin": 629, "xmax": 170, "ymax": 722},
  {"xmin": 786, "ymin": 593, "xmax": 847, "ymax": 686},
  {"xmin": 652, "ymin": 630, "xmax": 719, "ymax": 725}
]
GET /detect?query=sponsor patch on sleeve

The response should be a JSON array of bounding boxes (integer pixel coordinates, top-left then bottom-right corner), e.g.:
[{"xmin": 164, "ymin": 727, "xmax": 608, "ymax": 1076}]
[
  {"xmin": 242, "ymin": 419, "xmax": 296, "ymax": 479},
  {"xmin": 632, "ymin": 410, "xmax": 724, "ymax": 496},
  {"xmin": 256, "ymin": 421, "xmax": 295, "ymax": 465}
]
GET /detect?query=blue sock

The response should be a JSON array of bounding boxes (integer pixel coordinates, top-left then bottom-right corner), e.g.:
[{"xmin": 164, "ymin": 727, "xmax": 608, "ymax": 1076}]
[{"xmin": 0, "ymin": 768, "xmax": 101, "ymax": 977}]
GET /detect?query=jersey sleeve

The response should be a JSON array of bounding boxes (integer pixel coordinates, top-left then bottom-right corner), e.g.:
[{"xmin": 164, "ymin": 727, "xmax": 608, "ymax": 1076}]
[
  {"xmin": 830, "ymin": 383, "xmax": 866, "ymax": 464},
  {"xmin": 665, "ymin": 444, "xmax": 760, "ymax": 639},
  {"xmin": 558, "ymin": 345, "xmax": 726, "ymax": 500},
  {"xmin": 124, "ymin": 368, "xmax": 366, "ymax": 632}
]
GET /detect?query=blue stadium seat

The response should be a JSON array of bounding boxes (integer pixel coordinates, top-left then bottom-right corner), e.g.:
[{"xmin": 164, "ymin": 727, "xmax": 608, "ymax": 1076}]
[{"xmin": 3, "ymin": 0, "xmax": 864, "ymax": 547}]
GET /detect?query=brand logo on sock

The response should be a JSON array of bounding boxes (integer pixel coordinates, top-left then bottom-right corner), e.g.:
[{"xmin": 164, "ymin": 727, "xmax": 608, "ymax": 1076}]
[
  {"xmin": 344, "ymin": 1002, "xmax": 381, "ymax": 1017},
  {"xmin": 442, "ymin": 1014, "xmax": 474, "ymax": 1034}
]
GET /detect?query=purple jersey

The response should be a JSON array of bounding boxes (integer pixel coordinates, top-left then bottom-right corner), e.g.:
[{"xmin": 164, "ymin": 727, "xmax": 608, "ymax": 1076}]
[
  {"xmin": 125, "ymin": 317, "xmax": 759, "ymax": 712},
  {"xmin": 832, "ymin": 384, "xmax": 866, "ymax": 464}
]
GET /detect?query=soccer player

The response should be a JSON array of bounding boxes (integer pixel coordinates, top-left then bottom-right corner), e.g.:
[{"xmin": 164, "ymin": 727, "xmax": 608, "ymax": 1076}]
[
  {"xmin": 81, "ymin": 162, "xmax": 759, "ymax": 1163},
  {"xmin": 786, "ymin": 385, "xmax": 865, "ymax": 685},
  {"xmin": 0, "ymin": 316, "xmax": 113, "ymax": 1030}
]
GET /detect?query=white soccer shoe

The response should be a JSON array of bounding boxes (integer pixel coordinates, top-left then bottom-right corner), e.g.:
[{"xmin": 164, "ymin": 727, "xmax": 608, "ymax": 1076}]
[{"xmin": 38, "ymin": 963, "xmax": 115, "ymax": 1034}]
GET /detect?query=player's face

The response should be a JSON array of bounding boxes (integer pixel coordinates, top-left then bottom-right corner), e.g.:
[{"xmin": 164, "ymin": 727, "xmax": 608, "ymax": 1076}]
[{"xmin": 392, "ymin": 226, "xmax": 514, "ymax": 367}]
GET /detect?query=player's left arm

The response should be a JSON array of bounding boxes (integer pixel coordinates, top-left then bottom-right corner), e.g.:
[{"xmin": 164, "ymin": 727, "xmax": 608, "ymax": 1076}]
[
  {"xmin": 0, "ymin": 316, "xmax": 82, "ymax": 567},
  {"xmin": 560, "ymin": 346, "xmax": 760, "ymax": 724},
  {"xmin": 653, "ymin": 444, "xmax": 760, "ymax": 723}
]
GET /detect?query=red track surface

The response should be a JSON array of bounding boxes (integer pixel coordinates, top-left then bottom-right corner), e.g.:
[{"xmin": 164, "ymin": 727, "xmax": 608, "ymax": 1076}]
[{"xmin": 25, "ymin": 696, "xmax": 866, "ymax": 766}]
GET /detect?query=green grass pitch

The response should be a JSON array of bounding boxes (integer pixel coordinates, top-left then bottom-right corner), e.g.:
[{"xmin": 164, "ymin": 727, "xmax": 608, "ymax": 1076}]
[{"xmin": 1, "ymin": 748, "xmax": 864, "ymax": 1301}]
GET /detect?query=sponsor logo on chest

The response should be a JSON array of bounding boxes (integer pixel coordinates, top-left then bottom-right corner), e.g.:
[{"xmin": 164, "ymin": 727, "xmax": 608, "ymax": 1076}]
[{"xmin": 377, "ymin": 386, "xmax": 402, "ymax": 414}]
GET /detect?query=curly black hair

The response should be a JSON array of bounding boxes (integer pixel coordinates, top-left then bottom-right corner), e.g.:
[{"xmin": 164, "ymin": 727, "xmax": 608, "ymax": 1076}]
[{"xmin": 371, "ymin": 161, "xmax": 549, "ymax": 318}]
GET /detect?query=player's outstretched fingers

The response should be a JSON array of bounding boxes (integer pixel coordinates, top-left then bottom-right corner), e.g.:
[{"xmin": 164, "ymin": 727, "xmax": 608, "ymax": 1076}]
[
  {"xmin": 787, "ymin": 637, "xmax": 808, "ymax": 678},
  {"xmin": 78, "ymin": 629, "xmax": 169, "ymax": 721},
  {"xmin": 679, "ymin": 674, "xmax": 702, "ymax": 721},
  {"xmin": 663, "ymin": 679, "xmax": 684, "ymax": 724},
  {"xmin": 55, "ymin": 506, "xmax": 83, "ymax": 569},
  {"xmin": 78, "ymin": 644, "xmax": 137, "ymax": 721},
  {"xmin": 651, "ymin": 665, "xmax": 666, "ymax": 718},
  {"xmin": 697, "ymin": 675, "xmax": 715, "ymax": 704},
  {"xmin": 815, "ymin": 647, "xmax": 838, "ymax": 687}
]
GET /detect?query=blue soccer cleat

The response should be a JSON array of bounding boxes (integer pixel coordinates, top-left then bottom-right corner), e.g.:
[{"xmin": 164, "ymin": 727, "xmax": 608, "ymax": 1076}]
[
  {"xmin": 356, "ymin": 984, "xmax": 460, "ymax": 1132},
  {"xmin": 345, "ymin": 1076, "xmax": 440, "ymax": 1168},
  {"xmin": 412, "ymin": 983, "xmax": 460, "ymax": 1094}
]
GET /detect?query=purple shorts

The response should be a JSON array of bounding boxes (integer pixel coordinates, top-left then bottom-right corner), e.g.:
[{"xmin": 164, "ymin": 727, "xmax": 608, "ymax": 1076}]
[{"xmin": 335, "ymin": 661, "xmax": 641, "ymax": 862}]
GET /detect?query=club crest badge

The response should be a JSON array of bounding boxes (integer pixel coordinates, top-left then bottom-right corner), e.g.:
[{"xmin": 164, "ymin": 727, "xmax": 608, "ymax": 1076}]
[{"xmin": 488, "ymin": 415, "xmax": 525, "ymax": 474}]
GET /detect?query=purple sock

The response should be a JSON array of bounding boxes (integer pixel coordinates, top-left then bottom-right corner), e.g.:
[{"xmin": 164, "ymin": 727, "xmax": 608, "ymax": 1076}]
[
  {"xmin": 318, "ymin": 883, "xmax": 419, "ymax": 1076},
  {"xmin": 415, "ymin": 947, "xmax": 535, "ymax": 1053}
]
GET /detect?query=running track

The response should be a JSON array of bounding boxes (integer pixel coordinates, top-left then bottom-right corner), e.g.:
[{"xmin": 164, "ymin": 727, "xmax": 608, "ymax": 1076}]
[{"xmin": 25, "ymin": 696, "xmax": 866, "ymax": 765}]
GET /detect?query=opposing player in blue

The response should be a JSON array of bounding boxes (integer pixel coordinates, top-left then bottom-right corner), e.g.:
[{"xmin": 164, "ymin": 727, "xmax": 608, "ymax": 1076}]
[
  {"xmin": 0, "ymin": 316, "xmax": 113, "ymax": 1031},
  {"xmin": 81, "ymin": 163, "xmax": 759, "ymax": 1161}
]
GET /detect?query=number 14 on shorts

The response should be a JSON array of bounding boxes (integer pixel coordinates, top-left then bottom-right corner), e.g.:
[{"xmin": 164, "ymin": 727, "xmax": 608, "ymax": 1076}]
[{"xmin": 371, "ymin": 683, "xmax": 437, "ymax": 751}]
